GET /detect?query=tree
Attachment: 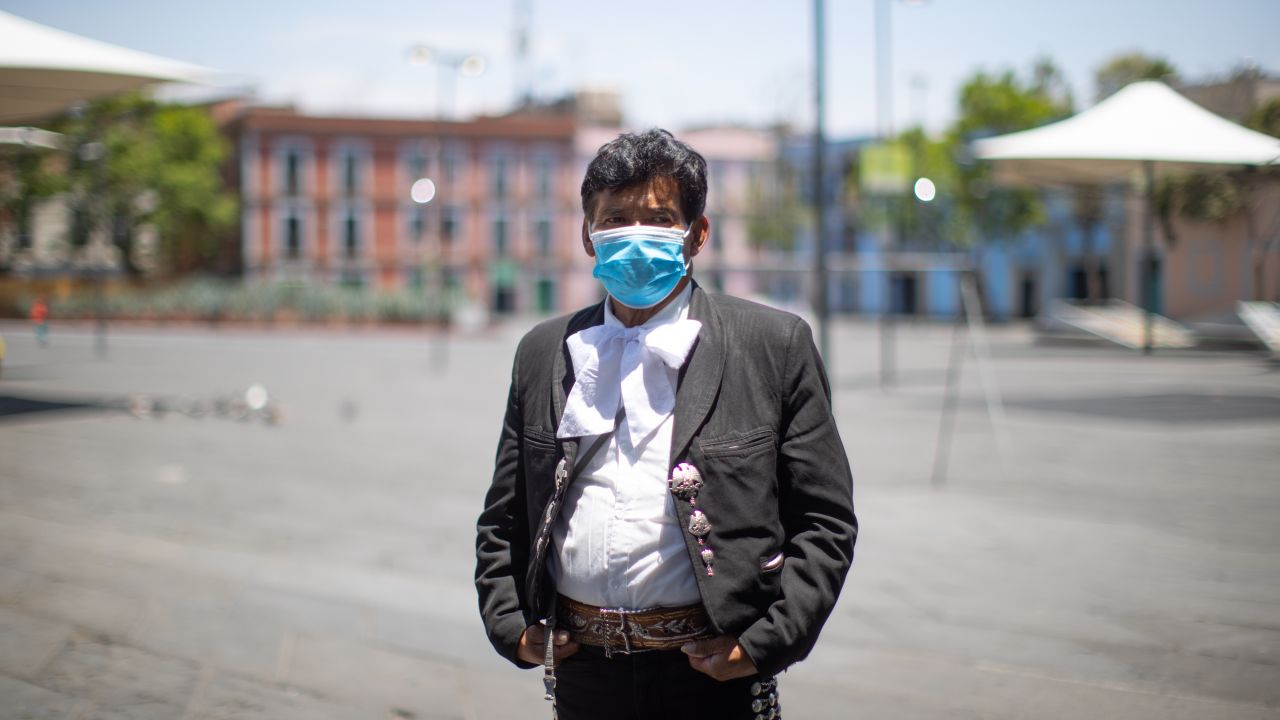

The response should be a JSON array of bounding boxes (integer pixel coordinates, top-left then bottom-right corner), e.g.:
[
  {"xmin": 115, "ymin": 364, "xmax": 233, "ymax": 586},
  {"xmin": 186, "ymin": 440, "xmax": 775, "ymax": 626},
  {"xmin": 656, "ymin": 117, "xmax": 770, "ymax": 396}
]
[
  {"xmin": 0, "ymin": 147, "xmax": 66, "ymax": 267},
  {"xmin": 1240, "ymin": 98, "xmax": 1280, "ymax": 301},
  {"xmin": 946, "ymin": 60, "xmax": 1073, "ymax": 247},
  {"xmin": 54, "ymin": 94, "xmax": 236, "ymax": 276},
  {"xmin": 1095, "ymin": 53, "xmax": 1177, "ymax": 101},
  {"xmin": 747, "ymin": 142, "xmax": 806, "ymax": 254},
  {"xmin": 1245, "ymin": 96, "xmax": 1280, "ymax": 138},
  {"xmin": 857, "ymin": 127, "xmax": 960, "ymax": 248}
]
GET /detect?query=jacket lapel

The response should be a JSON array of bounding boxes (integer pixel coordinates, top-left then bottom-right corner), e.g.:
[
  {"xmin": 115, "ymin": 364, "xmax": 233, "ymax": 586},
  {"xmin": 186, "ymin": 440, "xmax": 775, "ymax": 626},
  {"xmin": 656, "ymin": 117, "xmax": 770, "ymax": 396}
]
[
  {"xmin": 670, "ymin": 282, "xmax": 725, "ymax": 467},
  {"xmin": 552, "ymin": 300, "xmax": 606, "ymax": 476}
]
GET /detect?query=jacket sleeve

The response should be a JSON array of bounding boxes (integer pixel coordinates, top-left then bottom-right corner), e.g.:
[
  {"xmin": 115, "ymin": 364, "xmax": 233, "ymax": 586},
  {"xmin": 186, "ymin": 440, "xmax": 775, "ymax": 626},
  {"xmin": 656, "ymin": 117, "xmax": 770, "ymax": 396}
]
[
  {"xmin": 474, "ymin": 348, "xmax": 537, "ymax": 668},
  {"xmin": 736, "ymin": 317, "xmax": 858, "ymax": 677}
]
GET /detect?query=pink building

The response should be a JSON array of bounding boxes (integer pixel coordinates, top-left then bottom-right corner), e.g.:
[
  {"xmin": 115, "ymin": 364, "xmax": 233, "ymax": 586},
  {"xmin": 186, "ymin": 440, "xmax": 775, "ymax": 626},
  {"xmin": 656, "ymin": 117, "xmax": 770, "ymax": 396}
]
[{"xmin": 228, "ymin": 106, "xmax": 578, "ymax": 314}]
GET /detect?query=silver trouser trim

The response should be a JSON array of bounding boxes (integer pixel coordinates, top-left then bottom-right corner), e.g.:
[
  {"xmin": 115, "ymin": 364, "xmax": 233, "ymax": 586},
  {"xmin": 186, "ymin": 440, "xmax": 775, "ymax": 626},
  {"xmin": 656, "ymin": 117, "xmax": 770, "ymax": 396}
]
[{"xmin": 543, "ymin": 597, "xmax": 558, "ymax": 719}]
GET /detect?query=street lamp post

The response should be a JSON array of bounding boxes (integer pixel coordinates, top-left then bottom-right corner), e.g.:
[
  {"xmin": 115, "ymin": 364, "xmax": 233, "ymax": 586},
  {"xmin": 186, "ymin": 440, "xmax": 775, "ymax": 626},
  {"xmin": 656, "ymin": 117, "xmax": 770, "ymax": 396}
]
[
  {"xmin": 876, "ymin": 0, "xmax": 896, "ymax": 388},
  {"xmin": 812, "ymin": 0, "xmax": 830, "ymax": 361},
  {"xmin": 410, "ymin": 175, "xmax": 451, "ymax": 368},
  {"xmin": 408, "ymin": 45, "xmax": 487, "ymax": 119}
]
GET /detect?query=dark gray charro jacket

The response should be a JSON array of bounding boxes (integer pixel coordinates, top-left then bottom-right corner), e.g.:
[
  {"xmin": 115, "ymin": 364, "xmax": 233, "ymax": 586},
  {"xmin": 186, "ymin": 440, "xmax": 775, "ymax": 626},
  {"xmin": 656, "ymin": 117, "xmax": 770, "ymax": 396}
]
[{"xmin": 475, "ymin": 283, "xmax": 857, "ymax": 678}]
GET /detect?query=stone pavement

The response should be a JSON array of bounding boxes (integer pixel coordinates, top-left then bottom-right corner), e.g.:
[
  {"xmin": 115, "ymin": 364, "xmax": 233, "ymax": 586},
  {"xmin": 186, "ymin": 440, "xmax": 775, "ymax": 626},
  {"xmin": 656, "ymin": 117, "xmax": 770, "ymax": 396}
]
[{"xmin": 0, "ymin": 317, "xmax": 1278, "ymax": 719}]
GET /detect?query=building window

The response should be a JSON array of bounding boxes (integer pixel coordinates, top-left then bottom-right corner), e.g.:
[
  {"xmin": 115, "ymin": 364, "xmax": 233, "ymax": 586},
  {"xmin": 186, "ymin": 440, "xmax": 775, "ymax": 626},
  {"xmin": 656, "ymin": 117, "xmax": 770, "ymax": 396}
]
[
  {"xmin": 16, "ymin": 207, "xmax": 33, "ymax": 249},
  {"xmin": 535, "ymin": 219, "xmax": 552, "ymax": 257},
  {"xmin": 343, "ymin": 152, "xmax": 358, "ymax": 196},
  {"xmin": 536, "ymin": 277, "xmax": 555, "ymax": 313},
  {"xmin": 441, "ymin": 206, "xmax": 458, "ymax": 245},
  {"xmin": 535, "ymin": 155, "xmax": 553, "ymax": 200},
  {"xmin": 343, "ymin": 213, "xmax": 358, "ymax": 258},
  {"xmin": 442, "ymin": 148, "xmax": 457, "ymax": 186},
  {"xmin": 70, "ymin": 206, "xmax": 92, "ymax": 247},
  {"xmin": 408, "ymin": 150, "xmax": 426, "ymax": 181},
  {"xmin": 713, "ymin": 271, "xmax": 727, "ymax": 294},
  {"xmin": 493, "ymin": 216, "xmax": 508, "ymax": 256},
  {"xmin": 708, "ymin": 160, "xmax": 725, "ymax": 209},
  {"xmin": 493, "ymin": 283, "xmax": 516, "ymax": 314},
  {"xmin": 285, "ymin": 151, "xmax": 301, "ymax": 196},
  {"xmin": 285, "ymin": 215, "xmax": 301, "ymax": 259},
  {"xmin": 492, "ymin": 155, "xmax": 508, "ymax": 200},
  {"xmin": 409, "ymin": 207, "xmax": 425, "ymax": 244}
]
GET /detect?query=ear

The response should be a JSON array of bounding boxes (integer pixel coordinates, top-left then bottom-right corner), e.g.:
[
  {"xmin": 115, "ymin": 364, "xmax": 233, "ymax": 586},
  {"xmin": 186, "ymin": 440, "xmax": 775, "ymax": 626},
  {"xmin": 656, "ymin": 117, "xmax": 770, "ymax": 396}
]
[
  {"xmin": 581, "ymin": 218, "xmax": 596, "ymax": 258},
  {"xmin": 687, "ymin": 215, "xmax": 709, "ymax": 258}
]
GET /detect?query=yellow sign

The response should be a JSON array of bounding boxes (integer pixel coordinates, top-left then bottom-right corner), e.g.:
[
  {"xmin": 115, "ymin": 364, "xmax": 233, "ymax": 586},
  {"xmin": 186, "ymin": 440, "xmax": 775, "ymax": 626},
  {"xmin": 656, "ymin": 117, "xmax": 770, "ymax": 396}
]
[{"xmin": 860, "ymin": 142, "xmax": 911, "ymax": 195}]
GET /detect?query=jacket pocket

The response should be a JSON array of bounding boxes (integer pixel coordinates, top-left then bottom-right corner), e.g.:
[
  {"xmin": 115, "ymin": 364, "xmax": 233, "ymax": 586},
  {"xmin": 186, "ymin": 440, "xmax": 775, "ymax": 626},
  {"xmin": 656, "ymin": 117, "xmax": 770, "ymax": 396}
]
[
  {"xmin": 691, "ymin": 429, "xmax": 782, "ymax": 543},
  {"xmin": 524, "ymin": 426, "xmax": 557, "ymax": 452},
  {"xmin": 699, "ymin": 426, "xmax": 776, "ymax": 458},
  {"xmin": 522, "ymin": 427, "xmax": 560, "ymax": 523}
]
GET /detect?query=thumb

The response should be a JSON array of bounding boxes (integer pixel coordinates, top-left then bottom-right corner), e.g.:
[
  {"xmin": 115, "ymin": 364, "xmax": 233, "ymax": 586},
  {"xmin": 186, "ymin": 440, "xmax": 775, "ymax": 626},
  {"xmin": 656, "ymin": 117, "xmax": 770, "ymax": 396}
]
[
  {"xmin": 680, "ymin": 640, "xmax": 715, "ymax": 658},
  {"xmin": 523, "ymin": 625, "xmax": 545, "ymax": 645}
]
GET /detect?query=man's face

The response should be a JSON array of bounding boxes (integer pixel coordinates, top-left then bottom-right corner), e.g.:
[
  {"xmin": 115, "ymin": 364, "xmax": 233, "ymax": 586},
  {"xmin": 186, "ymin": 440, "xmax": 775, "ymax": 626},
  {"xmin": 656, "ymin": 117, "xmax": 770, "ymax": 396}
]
[{"xmin": 581, "ymin": 175, "xmax": 708, "ymax": 262}]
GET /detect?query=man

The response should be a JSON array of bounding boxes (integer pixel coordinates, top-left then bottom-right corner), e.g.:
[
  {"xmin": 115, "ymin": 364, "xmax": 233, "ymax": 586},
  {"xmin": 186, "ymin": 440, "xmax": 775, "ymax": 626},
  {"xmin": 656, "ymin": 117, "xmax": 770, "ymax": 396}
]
[{"xmin": 476, "ymin": 129, "xmax": 856, "ymax": 719}]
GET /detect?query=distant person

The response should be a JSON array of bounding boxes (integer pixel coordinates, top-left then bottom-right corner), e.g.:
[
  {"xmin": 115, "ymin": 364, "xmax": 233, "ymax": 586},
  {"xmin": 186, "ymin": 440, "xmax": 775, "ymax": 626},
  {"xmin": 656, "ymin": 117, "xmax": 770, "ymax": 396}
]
[
  {"xmin": 30, "ymin": 296, "xmax": 49, "ymax": 347},
  {"xmin": 475, "ymin": 129, "xmax": 857, "ymax": 719}
]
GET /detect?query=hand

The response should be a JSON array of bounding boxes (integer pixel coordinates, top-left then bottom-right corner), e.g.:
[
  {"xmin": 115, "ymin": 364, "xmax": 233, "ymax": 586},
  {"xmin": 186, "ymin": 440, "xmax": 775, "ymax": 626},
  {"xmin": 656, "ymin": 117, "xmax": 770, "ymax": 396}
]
[
  {"xmin": 681, "ymin": 635, "xmax": 758, "ymax": 681},
  {"xmin": 516, "ymin": 625, "xmax": 579, "ymax": 666}
]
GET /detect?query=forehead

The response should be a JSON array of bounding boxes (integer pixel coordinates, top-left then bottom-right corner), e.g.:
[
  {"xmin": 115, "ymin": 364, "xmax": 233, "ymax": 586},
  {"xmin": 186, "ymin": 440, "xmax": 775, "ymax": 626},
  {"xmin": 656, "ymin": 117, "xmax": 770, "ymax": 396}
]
[{"xmin": 588, "ymin": 176, "xmax": 682, "ymax": 219}]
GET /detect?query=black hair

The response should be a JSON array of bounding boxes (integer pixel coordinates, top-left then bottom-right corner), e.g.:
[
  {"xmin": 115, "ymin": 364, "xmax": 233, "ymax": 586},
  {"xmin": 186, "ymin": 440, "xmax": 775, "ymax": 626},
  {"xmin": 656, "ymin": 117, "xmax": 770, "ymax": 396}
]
[{"xmin": 580, "ymin": 129, "xmax": 708, "ymax": 224}]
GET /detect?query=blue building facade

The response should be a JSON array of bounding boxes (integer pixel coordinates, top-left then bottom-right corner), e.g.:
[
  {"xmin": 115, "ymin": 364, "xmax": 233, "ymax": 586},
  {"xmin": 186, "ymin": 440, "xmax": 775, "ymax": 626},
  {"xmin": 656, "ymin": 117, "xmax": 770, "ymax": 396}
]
[{"xmin": 779, "ymin": 134, "xmax": 1123, "ymax": 321}]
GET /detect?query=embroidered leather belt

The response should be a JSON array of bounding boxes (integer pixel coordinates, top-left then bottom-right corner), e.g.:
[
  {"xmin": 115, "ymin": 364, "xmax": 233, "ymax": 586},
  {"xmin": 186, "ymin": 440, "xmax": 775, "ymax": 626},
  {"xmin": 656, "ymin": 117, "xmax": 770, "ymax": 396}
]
[{"xmin": 556, "ymin": 594, "xmax": 716, "ymax": 653}]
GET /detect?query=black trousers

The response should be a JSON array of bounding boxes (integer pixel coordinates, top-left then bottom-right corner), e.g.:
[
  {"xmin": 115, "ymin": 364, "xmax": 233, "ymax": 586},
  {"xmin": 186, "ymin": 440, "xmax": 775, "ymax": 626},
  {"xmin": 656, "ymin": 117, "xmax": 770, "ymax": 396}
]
[{"xmin": 553, "ymin": 645, "xmax": 780, "ymax": 720}]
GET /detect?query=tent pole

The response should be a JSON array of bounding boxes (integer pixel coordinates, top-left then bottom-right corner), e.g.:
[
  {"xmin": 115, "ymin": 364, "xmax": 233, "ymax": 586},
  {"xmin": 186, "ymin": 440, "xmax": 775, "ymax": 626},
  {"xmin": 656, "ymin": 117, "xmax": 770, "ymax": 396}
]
[{"xmin": 1142, "ymin": 160, "xmax": 1155, "ymax": 355}]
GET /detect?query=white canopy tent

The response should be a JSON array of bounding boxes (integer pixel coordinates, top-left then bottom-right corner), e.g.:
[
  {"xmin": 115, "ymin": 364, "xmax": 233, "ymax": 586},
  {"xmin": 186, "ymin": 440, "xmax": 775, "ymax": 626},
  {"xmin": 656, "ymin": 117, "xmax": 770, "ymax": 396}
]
[
  {"xmin": 0, "ymin": 126, "xmax": 60, "ymax": 149},
  {"xmin": 972, "ymin": 80, "xmax": 1280, "ymax": 352},
  {"xmin": 0, "ymin": 9, "xmax": 214, "ymax": 124},
  {"xmin": 973, "ymin": 81, "xmax": 1280, "ymax": 184}
]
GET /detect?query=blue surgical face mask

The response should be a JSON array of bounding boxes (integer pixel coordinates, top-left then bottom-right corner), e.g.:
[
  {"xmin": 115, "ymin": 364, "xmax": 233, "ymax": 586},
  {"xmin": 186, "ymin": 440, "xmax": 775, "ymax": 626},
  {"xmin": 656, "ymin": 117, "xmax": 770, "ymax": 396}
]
[{"xmin": 588, "ymin": 223, "xmax": 693, "ymax": 309}]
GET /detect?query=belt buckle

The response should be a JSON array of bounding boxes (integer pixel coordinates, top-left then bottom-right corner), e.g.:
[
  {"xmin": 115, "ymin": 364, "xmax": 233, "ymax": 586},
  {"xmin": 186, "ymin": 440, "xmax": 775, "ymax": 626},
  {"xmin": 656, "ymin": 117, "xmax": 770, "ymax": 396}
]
[{"xmin": 603, "ymin": 609, "xmax": 633, "ymax": 658}]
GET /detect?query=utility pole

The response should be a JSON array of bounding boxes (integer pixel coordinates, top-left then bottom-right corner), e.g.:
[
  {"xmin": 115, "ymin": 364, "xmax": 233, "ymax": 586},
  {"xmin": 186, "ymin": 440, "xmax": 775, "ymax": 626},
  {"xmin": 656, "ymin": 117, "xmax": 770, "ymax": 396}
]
[
  {"xmin": 514, "ymin": 0, "xmax": 533, "ymax": 107},
  {"xmin": 876, "ymin": 0, "xmax": 896, "ymax": 387},
  {"xmin": 812, "ymin": 0, "xmax": 830, "ymax": 360}
]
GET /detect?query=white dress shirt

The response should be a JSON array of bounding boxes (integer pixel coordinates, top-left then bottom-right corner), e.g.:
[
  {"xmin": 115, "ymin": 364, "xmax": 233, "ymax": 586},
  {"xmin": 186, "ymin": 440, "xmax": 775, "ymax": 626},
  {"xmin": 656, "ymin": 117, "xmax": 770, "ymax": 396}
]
[{"xmin": 550, "ymin": 284, "xmax": 702, "ymax": 610}]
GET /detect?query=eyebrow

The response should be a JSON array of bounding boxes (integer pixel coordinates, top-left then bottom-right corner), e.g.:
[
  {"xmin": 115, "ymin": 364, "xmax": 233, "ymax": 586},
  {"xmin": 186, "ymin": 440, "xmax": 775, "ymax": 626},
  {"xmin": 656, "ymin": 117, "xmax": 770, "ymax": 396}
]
[{"xmin": 596, "ymin": 203, "xmax": 678, "ymax": 216}]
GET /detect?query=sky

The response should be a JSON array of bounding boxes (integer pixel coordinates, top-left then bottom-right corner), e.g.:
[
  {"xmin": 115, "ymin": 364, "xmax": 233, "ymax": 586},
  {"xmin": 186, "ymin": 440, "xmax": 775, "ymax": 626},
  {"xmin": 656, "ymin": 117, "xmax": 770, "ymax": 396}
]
[{"xmin": 4, "ymin": 0, "xmax": 1279, "ymax": 138}]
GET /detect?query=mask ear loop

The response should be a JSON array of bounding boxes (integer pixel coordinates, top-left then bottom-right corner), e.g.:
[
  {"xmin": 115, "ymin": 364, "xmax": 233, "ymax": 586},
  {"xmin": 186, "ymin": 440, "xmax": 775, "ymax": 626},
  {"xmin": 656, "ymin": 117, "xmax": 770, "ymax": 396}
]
[{"xmin": 682, "ymin": 219, "xmax": 699, "ymax": 272}]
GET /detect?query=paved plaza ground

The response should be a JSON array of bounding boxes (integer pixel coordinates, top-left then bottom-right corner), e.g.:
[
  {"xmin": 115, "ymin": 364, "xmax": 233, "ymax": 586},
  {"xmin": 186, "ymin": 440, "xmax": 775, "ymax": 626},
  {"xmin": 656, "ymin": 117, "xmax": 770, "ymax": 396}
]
[{"xmin": 0, "ymin": 315, "xmax": 1278, "ymax": 719}]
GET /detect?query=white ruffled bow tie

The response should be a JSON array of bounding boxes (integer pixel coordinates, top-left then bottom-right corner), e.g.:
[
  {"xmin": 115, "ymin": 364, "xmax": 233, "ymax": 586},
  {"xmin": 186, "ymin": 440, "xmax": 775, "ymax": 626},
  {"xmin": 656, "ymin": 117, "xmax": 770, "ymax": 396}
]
[{"xmin": 557, "ymin": 318, "xmax": 703, "ymax": 447}]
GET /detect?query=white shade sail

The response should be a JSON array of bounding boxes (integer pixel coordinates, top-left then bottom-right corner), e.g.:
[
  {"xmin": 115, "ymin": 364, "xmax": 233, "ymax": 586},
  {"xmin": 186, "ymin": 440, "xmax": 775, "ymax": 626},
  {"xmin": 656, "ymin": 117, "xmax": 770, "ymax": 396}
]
[
  {"xmin": 972, "ymin": 81, "xmax": 1280, "ymax": 185},
  {"xmin": 0, "ymin": 10, "xmax": 214, "ymax": 123}
]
